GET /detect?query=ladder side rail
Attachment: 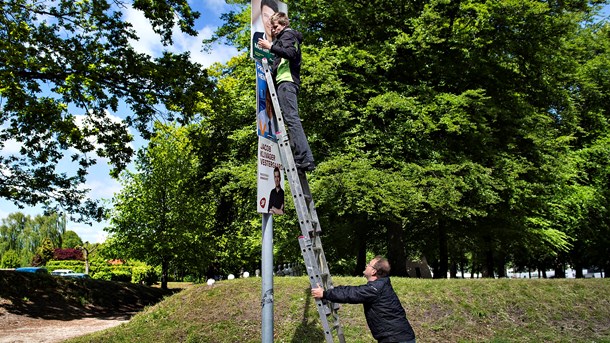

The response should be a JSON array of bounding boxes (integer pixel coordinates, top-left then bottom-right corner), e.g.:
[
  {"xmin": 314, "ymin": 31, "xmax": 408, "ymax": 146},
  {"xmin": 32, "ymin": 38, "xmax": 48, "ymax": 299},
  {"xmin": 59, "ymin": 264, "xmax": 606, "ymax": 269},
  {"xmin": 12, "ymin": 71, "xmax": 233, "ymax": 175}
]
[
  {"xmin": 299, "ymin": 237, "xmax": 336, "ymax": 343},
  {"xmin": 261, "ymin": 59, "xmax": 317, "ymax": 238},
  {"xmin": 261, "ymin": 59, "xmax": 345, "ymax": 343},
  {"xmin": 311, "ymin": 234, "xmax": 345, "ymax": 342},
  {"xmin": 298, "ymin": 173, "xmax": 322, "ymax": 233}
]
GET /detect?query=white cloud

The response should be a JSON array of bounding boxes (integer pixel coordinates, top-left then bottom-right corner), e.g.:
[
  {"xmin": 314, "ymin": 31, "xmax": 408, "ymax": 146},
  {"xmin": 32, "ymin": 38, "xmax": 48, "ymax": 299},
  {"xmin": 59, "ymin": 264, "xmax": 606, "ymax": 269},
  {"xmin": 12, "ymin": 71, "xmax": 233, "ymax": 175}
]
[
  {"xmin": 70, "ymin": 221, "xmax": 109, "ymax": 244},
  {"xmin": 0, "ymin": 139, "xmax": 22, "ymax": 155},
  {"xmin": 72, "ymin": 111, "xmax": 135, "ymax": 155},
  {"xmin": 83, "ymin": 176, "xmax": 122, "ymax": 200},
  {"xmin": 197, "ymin": 0, "xmax": 228, "ymax": 13},
  {"xmin": 123, "ymin": 5, "xmax": 238, "ymax": 68}
]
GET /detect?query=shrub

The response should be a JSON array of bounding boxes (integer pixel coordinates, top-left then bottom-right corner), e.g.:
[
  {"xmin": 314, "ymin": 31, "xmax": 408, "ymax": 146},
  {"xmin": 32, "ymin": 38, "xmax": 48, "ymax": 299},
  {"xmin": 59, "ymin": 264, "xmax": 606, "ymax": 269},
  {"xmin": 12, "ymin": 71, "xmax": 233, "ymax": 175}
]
[
  {"xmin": 132, "ymin": 265, "xmax": 159, "ymax": 285},
  {"xmin": 1, "ymin": 250, "xmax": 20, "ymax": 268},
  {"xmin": 92, "ymin": 269, "xmax": 132, "ymax": 282},
  {"xmin": 109, "ymin": 269, "xmax": 132, "ymax": 282},
  {"xmin": 92, "ymin": 271, "xmax": 113, "ymax": 281},
  {"xmin": 53, "ymin": 248, "xmax": 84, "ymax": 261},
  {"xmin": 46, "ymin": 260, "xmax": 85, "ymax": 273}
]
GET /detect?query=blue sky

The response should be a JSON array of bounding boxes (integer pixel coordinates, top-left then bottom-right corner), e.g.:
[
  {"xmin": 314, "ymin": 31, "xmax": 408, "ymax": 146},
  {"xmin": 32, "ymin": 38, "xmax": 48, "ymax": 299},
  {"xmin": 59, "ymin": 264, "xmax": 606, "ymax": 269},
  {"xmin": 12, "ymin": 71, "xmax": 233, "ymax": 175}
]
[{"xmin": 0, "ymin": 0, "xmax": 242, "ymax": 244}]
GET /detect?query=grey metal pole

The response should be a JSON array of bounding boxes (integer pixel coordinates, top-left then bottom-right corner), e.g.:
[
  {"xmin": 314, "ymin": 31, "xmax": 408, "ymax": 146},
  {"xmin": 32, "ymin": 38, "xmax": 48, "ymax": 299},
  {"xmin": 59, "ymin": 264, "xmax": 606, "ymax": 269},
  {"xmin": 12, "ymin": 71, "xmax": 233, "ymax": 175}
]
[{"xmin": 261, "ymin": 213, "xmax": 274, "ymax": 342}]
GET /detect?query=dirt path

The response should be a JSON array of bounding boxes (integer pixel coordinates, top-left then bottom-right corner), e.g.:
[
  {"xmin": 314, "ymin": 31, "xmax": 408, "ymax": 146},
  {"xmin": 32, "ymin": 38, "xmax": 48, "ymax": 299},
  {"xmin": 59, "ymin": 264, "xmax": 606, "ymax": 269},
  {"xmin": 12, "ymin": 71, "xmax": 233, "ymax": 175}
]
[
  {"xmin": 0, "ymin": 272, "xmax": 179, "ymax": 343},
  {"xmin": 0, "ymin": 306, "xmax": 132, "ymax": 343}
]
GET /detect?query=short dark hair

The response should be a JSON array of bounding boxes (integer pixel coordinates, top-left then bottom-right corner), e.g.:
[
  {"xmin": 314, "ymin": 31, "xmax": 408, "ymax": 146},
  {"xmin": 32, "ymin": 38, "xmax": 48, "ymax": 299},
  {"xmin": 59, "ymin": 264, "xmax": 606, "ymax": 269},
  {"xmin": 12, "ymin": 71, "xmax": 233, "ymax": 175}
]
[
  {"xmin": 372, "ymin": 256, "xmax": 391, "ymax": 277},
  {"xmin": 270, "ymin": 12, "xmax": 289, "ymax": 27},
  {"xmin": 261, "ymin": 0, "xmax": 278, "ymax": 12},
  {"xmin": 274, "ymin": 166, "xmax": 281, "ymax": 176}
]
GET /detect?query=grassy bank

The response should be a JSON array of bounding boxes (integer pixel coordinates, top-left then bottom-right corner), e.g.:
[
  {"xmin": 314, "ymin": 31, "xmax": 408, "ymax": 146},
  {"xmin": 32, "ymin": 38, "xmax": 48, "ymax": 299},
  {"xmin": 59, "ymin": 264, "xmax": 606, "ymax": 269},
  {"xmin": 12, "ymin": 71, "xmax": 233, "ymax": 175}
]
[
  {"xmin": 66, "ymin": 276, "xmax": 610, "ymax": 343},
  {"xmin": 0, "ymin": 270, "xmax": 175, "ymax": 318}
]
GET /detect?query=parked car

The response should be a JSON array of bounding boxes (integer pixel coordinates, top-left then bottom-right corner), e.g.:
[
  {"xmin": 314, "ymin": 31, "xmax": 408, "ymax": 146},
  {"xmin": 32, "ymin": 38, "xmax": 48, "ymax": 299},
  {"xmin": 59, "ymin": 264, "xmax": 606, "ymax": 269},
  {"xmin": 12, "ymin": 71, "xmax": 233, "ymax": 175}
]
[
  {"xmin": 62, "ymin": 273, "xmax": 90, "ymax": 279},
  {"xmin": 15, "ymin": 267, "xmax": 49, "ymax": 274},
  {"xmin": 51, "ymin": 269, "xmax": 75, "ymax": 276}
]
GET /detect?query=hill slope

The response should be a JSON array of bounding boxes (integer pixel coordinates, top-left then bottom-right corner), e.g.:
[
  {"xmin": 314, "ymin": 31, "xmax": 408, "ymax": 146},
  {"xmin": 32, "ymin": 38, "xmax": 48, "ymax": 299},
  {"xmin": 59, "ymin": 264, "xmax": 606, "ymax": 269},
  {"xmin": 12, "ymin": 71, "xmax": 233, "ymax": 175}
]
[
  {"xmin": 0, "ymin": 270, "xmax": 175, "ymax": 319},
  {"xmin": 64, "ymin": 276, "xmax": 610, "ymax": 343}
]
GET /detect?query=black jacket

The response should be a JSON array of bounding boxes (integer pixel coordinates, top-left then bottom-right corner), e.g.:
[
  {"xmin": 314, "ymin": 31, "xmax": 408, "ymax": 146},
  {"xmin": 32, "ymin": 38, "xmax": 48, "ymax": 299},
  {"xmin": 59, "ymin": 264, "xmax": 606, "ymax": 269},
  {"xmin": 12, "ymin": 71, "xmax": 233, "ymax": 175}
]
[
  {"xmin": 324, "ymin": 277, "xmax": 415, "ymax": 342},
  {"xmin": 269, "ymin": 28, "xmax": 303, "ymax": 87}
]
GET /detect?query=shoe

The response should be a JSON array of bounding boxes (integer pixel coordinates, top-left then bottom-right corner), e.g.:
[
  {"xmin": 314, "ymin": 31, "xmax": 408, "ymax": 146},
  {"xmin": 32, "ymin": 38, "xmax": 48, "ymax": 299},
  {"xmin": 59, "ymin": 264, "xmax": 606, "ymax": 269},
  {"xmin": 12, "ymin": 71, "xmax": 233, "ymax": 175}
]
[{"xmin": 296, "ymin": 161, "xmax": 316, "ymax": 172}]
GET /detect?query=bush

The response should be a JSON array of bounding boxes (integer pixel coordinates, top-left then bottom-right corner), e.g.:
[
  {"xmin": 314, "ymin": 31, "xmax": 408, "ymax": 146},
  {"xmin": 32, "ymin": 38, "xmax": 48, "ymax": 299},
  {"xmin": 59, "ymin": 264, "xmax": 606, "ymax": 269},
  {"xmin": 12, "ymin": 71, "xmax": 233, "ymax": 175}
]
[
  {"xmin": 0, "ymin": 250, "xmax": 20, "ymax": 268},
  {"xmin": 92, "ymin": 269, "xmax": 132, "ymax": 282},
  {"xmin": 53, "ymin": 248, "xmax": 84, "ymax": 261},
  {"xmin": 132, "ymin": 265, "xmax": 159, "ymax": 285},
  {"xmin": 46, "ymin": 260, "xmax": 85, "ymax": 273},
  {"xmin": 92, "ymin": 271, "xmax": 113, "ymax": 281}
]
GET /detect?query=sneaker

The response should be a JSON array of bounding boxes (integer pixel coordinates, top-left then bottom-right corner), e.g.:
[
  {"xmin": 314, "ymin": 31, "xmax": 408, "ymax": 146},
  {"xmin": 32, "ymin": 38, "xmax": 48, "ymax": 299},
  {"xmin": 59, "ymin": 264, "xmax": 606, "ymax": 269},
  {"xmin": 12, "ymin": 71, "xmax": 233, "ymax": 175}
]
[{"xmin": 296, "ymin": 161, "xmax": 316, "ymax": 172}]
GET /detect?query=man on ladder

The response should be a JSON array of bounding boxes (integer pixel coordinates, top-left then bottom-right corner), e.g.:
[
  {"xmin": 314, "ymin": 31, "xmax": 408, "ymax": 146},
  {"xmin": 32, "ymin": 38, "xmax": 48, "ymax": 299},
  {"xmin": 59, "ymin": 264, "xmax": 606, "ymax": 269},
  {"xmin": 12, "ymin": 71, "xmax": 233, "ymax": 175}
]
[
  {"xmin": 258, "ymin": 12, "xmax": 315, "ymax": 172},
  {"xmin": 258, "ymin": 10, "xmax": 346, "ymax": 343}
]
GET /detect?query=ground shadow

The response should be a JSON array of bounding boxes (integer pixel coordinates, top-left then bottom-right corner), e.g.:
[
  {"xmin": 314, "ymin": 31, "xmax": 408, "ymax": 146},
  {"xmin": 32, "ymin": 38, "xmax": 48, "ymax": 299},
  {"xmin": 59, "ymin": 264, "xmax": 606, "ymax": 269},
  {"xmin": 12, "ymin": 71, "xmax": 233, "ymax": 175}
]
[
  {"xmin": 0, "ymin": 270, "xmax": 176, "ymax": 321},
  {"xmin": 290, "ymin": 287, "xmax": 326, "ymax": 342}
]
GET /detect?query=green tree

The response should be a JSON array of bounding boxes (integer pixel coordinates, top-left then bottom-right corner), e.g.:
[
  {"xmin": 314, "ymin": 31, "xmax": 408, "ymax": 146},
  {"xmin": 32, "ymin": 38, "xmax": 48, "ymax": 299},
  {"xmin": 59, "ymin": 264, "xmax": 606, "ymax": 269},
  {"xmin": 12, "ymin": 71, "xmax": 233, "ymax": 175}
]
[
  {"xmin": 0, "ymin": 249, "xmax": 20, "ymax": 268},
  {"xmin": 0, "ymin": 212, "xmax": 29, "ymax": 255},
  {"xmin": 1, "ymin": 0, "xmax": 211, "ymax": 221},
  {"xmin": 204, "ymin": 0, "xmax": 610, "ymax": 278},
  {"xmin": 62, "ymin": 231, "xmax": 83, "ymax": 249},
  {"xmin": 32, "ymin": 237, "xmax": 55, "ymax": 266},
  {"xmin": 107, "ymin": 122, "xmax": 209, "ymax": 289}
]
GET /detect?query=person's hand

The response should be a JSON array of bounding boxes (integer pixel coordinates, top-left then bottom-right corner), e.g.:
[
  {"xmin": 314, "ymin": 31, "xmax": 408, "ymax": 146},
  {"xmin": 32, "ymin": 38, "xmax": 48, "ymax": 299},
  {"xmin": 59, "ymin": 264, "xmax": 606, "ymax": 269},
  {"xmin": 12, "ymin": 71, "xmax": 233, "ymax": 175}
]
[
  {"xmin": 258, "ymin": 38, "xmax": 271, "ymax": 50},
  {"xmin": 269, "ymin": 207, "xmax": 284, "ymax": 215},
  {"xmin": 311, "ymin": 283, "xmax": 324, "ymax": 299}
]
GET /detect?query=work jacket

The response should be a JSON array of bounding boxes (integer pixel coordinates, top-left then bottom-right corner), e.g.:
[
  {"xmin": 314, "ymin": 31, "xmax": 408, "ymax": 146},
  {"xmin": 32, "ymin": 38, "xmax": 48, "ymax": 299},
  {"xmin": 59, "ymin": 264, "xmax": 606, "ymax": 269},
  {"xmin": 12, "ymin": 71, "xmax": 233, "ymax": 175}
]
[{"xmin": 324, "ymin": 277, "xmax": 416, "ymax": 343}]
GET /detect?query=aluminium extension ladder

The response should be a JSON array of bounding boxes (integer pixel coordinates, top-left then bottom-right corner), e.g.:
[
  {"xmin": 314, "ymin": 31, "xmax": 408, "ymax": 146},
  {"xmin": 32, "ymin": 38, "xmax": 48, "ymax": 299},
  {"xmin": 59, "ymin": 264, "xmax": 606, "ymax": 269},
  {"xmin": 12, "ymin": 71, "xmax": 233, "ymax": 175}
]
[{"xmin": 261, "ymin": 58, "xmax": 346, "ymax": 343}]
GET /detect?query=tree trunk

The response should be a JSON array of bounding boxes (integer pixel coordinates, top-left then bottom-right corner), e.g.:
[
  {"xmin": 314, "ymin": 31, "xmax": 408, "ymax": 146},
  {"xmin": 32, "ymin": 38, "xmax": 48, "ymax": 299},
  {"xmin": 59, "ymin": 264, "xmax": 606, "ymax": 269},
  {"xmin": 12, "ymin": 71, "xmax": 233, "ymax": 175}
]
[
  {"xmin": 161, "ymin": 257, "xmax": 169, "ymax": 290},
  {"xmin": 435, "ymin": 223, "xmax": 448, "ymax": 279},
  {"xmin": 495, "ymin": 253, "xmax": 506, "ymax": 278},
  {"xmin": 554, "ymin": 264, "xmax": 565, "ymax": 278},
  {"xmin": 83, "ymin": 248, "xmax": 89, "ymax": 274},
  {"xmin": 484, "ymin": 236, "xmax": 495, "ymax": 278},
  {"xmin": 575, "ymin": 262, "xmax": 584, "ymax": 278},
  {"xmin": 387, "ymin": 221, "xmax": 408, "ymax": 276},
  {"xmin": 449, "ymin": 261, "xmax": 457, "ymax": 279},
  {"xmin": 355, "ymin": 234, "xmax": 367, "ymax": 276}
]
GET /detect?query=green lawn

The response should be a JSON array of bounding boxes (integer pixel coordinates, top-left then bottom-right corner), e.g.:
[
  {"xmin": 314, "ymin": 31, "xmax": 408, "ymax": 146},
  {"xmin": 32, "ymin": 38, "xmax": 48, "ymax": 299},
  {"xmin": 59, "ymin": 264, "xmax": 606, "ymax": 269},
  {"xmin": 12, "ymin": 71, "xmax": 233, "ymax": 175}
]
[{"xmin": 66, "ymin": 276, "xmax": 610, "ymax": 343}]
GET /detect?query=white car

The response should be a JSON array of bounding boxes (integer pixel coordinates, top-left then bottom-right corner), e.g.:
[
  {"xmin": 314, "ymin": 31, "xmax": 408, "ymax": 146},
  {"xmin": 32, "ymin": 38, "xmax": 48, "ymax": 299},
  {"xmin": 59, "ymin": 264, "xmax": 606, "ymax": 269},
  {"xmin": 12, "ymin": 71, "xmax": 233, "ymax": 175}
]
[{"xmin": 51, "ymin": 269, "xmax": 75, "ymax": 276}]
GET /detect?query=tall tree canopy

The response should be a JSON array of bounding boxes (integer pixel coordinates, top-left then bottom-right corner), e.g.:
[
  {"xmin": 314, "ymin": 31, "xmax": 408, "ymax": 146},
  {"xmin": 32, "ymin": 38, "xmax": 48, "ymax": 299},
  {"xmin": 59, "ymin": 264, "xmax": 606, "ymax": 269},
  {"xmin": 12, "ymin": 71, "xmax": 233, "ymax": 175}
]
[
  {"xmin": 198, "ymin": 0, "xmax": 610, "ymax": 277},
  {"xmin": 107, "ymin": 123, "xmax": 210, "ymax": 289},
  {"xmin": 97, "ymin": 0, "xmax": 610, "ymax": 279},
  {"xmin": 0, "ymin": 0, "xmax": 212, "ymax": 221},
  {"xmin": 0, "ymin": 212, "xmax": 67, "ymax": 266}
]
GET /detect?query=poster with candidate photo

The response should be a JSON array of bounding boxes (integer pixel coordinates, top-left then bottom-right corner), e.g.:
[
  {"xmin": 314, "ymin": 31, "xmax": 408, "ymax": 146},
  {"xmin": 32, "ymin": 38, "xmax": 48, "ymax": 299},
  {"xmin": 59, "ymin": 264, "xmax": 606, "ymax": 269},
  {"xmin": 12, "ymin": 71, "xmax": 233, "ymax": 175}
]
[
  {"xmin": 251, "ymin": 0, "xmax": 287, "ymax": 61},
  {"xmin": 257, "ymin": 136, "xmax": 285, "ymax": 215}
]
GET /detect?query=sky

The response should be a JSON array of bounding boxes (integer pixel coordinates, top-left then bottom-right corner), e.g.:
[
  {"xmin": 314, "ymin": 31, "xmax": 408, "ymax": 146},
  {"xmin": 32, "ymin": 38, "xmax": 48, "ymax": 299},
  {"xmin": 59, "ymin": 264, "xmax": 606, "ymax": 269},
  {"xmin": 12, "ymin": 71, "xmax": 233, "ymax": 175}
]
[{"xmin": 0, "ymin": 0, "xmax": 242, "ymax": 244}]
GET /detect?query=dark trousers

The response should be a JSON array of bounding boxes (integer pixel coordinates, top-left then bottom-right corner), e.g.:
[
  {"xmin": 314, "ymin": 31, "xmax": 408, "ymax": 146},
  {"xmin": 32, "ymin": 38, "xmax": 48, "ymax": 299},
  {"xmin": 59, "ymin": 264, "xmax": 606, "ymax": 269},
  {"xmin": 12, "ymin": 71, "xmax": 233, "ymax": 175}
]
[{"xmin": 277, "ymin": 82, "xmax": 314, "ymax": 164}]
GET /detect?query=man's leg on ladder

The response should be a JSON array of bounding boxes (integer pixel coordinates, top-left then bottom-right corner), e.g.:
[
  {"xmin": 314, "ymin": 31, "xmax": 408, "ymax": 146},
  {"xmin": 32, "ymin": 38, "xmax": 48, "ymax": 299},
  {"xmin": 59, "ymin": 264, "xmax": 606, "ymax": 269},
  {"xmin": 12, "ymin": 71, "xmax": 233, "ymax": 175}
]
[{"xmin": 277, "ymin": 82, "xmax": 315, "ymax": 171}]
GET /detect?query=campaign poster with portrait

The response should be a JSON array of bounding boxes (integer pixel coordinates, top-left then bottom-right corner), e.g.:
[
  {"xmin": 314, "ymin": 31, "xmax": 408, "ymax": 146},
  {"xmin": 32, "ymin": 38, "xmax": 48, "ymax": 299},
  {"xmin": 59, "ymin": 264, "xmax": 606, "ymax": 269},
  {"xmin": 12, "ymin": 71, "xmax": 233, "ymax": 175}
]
[
  {"xmin": 251, "ymin": 0, "xmax": 288, "ymax": 61},
  {"xmin": 255, "ymin": 61, "xmax": 280, "ymax": 141},
  {"xmin": 253, "ymin": 0, "xmax": 287, "ymax": 215},
  {"xmin": 257, "ymin": 137, "xmax": 285, "ymax": 215}
]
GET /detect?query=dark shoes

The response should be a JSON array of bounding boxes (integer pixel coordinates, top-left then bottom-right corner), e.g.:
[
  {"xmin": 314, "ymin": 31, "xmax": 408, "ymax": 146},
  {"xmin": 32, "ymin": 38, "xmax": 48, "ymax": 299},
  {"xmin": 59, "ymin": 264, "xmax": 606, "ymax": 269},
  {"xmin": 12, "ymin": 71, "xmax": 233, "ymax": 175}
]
[{"xmin": 296, "ymin": 161, "xmax": 316, "ymax": 172}]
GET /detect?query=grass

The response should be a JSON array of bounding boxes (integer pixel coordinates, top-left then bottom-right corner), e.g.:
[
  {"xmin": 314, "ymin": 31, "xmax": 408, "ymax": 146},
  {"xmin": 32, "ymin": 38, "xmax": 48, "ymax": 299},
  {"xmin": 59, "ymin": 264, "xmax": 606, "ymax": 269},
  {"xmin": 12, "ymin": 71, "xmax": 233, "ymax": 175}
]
[
  {"xmin": 0, "ymin": 270, "xmax": 176, "ymax": 319},
  {"xmin": 62, "ymin": 276, "xmax": 610, "ymax": 343}
]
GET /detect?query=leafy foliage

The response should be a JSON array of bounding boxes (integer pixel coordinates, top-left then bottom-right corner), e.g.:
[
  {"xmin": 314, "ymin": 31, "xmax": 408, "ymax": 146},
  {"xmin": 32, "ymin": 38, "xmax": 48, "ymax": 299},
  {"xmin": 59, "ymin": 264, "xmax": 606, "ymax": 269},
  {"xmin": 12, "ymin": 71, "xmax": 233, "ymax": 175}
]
[
  {"xmin": 53, "ymin": 248, "xmax": 84, "ymax": 261},
  {"xmin": 197, "ymin": 0, "xmax": 610, "ymax": 277},
  {"xmin": 0, "ymin": 249, "xmax": 20, "ymax": 268},
  {"xmin": 62, "ymin": 231, "xmax": 84, "ymax": 249},
  {"xmin": 0, "ymin": 0, "xmax": 213, "ymax": 221},
  {"xmin": 107, "ymin": 123, "xmax": 211, "ymax": 288}
]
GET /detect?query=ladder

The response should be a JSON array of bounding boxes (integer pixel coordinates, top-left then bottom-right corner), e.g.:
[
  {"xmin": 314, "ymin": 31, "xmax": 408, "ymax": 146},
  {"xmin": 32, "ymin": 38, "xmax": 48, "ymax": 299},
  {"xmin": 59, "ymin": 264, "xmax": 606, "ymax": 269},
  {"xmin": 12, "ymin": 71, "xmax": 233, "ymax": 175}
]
[{"xmin": 261, "ymin": 58, "xmax": 346, "ymax": 343}]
